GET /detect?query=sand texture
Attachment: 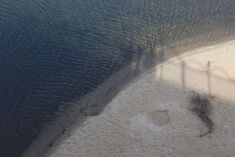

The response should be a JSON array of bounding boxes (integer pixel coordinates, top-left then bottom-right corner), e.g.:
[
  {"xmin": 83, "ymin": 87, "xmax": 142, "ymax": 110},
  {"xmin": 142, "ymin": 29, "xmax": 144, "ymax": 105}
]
[{"xmin": 49, "ymin": 40, "xmax": 235, "ymax": 157}]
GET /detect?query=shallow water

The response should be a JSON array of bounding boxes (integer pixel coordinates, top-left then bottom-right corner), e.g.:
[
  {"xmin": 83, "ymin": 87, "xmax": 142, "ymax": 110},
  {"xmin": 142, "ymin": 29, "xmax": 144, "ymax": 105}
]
[{"xmin": 0, "ymin": 0, "xmax": 235, "ymax": 156}]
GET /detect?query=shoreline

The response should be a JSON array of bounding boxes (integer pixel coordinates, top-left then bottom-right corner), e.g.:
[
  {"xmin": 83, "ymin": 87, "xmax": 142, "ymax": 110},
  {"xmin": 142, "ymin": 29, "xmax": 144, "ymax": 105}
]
[
  {"xmin": 50, "ymin": 39, "xmax": 235, "ymax": 157},
  {"xmin": 22, "ymin": 35, "xmax": 235, "ymax": 157}
]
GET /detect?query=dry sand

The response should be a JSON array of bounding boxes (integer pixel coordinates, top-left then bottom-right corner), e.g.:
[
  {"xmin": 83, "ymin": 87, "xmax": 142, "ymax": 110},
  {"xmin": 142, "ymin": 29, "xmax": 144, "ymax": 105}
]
[{"xmin": 49, "ymin": 40, "xmax": 235, "ymax": 157}]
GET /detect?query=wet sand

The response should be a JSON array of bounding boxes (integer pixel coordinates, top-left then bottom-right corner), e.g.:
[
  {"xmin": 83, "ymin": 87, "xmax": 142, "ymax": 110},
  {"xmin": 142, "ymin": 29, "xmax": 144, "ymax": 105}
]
[{"xmin": 49, "ymin": 40, "xmax": 235, "ymax": 157}]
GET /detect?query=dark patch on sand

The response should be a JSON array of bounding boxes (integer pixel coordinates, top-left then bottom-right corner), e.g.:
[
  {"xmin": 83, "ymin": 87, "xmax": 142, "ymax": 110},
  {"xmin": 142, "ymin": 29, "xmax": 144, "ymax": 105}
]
[{"xmin": 189, "ymin": 93, "xmax": 214, "ymax": 137}]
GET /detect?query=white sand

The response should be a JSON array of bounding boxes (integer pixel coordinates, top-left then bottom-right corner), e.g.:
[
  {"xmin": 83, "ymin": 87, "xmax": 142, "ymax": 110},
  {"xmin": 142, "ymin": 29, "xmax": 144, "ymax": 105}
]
[{"xmin": 49, "ymin": 40, "xmax": 235, "ymax": 157}]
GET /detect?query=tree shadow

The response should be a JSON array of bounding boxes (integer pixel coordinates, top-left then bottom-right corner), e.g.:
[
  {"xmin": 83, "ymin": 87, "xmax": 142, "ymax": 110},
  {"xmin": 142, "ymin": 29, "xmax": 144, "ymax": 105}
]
[{"xmin": 189, "ymin": 92, "xmax": 214, "ymax": 137}]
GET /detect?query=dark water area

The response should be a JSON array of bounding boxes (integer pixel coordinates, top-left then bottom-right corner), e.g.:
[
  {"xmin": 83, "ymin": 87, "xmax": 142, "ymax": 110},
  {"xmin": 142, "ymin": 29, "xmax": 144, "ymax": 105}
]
[{"xmin": 0, "ymin": 0, "xmax": 235, "ymax": 156}]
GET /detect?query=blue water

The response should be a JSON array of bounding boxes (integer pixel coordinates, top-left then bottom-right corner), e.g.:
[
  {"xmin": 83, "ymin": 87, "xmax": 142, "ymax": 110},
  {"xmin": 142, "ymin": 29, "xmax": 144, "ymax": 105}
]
[{"xmin": 0, "ymin": 0, "xmax": 235, "ymax": 156}]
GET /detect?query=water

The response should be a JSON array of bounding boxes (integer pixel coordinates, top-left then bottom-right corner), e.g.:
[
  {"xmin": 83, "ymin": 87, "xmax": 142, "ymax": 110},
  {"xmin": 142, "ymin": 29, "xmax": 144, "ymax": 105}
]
[{"xmin": 0, "ymin": 0, "xmax": 235, "ymax": 156}]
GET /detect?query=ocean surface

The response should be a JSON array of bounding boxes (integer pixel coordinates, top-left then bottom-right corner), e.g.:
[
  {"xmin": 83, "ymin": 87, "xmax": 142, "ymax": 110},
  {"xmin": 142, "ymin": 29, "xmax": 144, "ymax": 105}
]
[{"xmin": 0, "ymin": 0, "xmax": 235, "ymax": 156}]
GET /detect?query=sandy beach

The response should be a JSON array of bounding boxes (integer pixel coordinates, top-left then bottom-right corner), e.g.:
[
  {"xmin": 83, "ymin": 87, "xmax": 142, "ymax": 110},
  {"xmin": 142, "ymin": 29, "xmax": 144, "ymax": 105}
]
[{"xmin": 48, "ymin": 40, "xmax": 235, "ymax": 157}]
